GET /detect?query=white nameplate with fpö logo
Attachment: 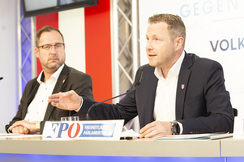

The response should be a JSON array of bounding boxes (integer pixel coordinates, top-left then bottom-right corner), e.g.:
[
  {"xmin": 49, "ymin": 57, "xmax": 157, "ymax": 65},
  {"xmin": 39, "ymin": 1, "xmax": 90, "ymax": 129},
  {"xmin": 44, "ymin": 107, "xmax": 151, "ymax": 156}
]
[{"xmin": 42, "ymin": 120, "xmax": 124, "ymax": 140}]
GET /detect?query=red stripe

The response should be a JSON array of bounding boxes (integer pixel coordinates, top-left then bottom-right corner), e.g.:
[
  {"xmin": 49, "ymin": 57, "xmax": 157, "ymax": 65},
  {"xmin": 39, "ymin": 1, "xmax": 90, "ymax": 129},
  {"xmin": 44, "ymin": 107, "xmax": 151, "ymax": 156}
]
[
  {"xmin": 35, "ymin": 13, "xmax": 59, "ymax": 75},
  {"xmin": 85, "ymin": 0, "xmax": 112, "ymax": 102}
]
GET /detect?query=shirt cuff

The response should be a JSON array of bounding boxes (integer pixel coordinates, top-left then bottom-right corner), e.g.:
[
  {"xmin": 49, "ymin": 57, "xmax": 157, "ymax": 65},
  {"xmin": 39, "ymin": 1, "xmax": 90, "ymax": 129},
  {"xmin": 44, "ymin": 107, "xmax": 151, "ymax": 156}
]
[
  {"xmin": 74, "ymin": 96, "xmax": 83, "ymax": 112},
  {"xmin": 176, "ymin": 121, "xmax": 183, "ymax": 135},
  {"xmin": 7, "ymin": 127, "xmax": 12, "ymax": 133}
]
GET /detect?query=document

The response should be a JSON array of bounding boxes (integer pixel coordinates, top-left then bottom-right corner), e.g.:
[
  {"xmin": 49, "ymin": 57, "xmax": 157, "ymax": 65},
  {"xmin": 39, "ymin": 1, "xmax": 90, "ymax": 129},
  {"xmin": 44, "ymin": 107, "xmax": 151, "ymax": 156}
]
[
  {"xmin": 120, "ymin": 129, "xmax": 140, "ymax": 139},
  {"xmin": 0, "ymin": 132, "xmax": 42, "ymax": 139},
  {"xmin": 154, "ymin": 133, "xmax": 233, "ymax": 141}
]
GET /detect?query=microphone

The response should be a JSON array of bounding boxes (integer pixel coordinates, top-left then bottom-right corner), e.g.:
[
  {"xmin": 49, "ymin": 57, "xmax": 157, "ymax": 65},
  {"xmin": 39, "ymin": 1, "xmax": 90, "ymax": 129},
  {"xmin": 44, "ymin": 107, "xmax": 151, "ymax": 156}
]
[
  {"xmin": 0, "ymin": 77, "xmax": 3, "ymax": 80},
  {"xmin": 85, "ymin": 69, "xmax": 144, "ymax": 120}
]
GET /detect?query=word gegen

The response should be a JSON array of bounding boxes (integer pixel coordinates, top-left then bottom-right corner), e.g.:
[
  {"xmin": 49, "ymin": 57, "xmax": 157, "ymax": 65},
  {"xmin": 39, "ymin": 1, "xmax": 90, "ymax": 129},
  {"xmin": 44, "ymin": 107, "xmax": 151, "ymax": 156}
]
[{"xmin": 180, "ymin": 0, "xmax": 238, "ymax": 17}]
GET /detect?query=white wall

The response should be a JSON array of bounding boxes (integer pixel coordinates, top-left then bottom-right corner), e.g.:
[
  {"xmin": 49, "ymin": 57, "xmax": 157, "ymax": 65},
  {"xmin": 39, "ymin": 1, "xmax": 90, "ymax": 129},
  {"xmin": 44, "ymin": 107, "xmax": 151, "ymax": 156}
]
[
  {"xmin": 0, "ymin": 0, "xmax": 18, "ymax": 131},
  {"xmin": 139, "ymin": 0, "xmax": 244, "ymax": 116}
]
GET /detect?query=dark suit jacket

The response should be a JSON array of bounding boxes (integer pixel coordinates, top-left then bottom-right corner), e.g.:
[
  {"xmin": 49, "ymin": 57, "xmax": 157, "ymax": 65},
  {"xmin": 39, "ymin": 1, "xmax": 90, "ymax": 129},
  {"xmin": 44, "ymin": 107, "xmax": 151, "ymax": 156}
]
[
  {"xmin": 78, "ymin": 53, "xmax": 234, "ymax": 134},
  {"xmin": 6, "ymin": 64, "xmax": 94, "ymax": 133}
]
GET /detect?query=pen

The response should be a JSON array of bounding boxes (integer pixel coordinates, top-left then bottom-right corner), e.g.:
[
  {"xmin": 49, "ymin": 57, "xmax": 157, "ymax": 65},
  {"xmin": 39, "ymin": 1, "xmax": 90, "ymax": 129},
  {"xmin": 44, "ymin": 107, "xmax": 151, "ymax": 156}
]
[{"xmin": 120, "ymin": 137, "xmax": 139, "ymax": 140}]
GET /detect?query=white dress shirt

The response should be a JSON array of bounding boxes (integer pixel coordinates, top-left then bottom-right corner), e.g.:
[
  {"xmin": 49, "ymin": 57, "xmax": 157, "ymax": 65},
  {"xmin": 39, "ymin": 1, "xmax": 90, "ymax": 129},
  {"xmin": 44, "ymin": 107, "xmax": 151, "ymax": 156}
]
[
  {"xmin": 153, "ymin": 52, "xmax": 185, "ymax": 123},
  {"xmin": 24, "ymin": 64, "xmax": 64, "ymax": 122}
]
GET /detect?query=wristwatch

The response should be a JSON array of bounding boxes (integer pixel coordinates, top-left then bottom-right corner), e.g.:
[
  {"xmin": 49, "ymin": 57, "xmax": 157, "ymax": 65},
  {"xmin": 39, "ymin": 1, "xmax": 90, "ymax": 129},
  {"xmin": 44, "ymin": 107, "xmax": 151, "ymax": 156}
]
[
  {"xmin": 35, "ymin": 121, "xmax": 40, "ymax": 134},
  {"xmin": 170, "ymin": 121, "xmax": 180, "ymax": 135}
]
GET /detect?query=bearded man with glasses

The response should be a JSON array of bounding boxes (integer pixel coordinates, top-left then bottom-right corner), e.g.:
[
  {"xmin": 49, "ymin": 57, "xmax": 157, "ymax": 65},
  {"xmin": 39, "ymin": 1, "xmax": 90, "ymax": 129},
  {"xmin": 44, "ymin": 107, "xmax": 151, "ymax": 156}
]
[{"xmin": 5, "ymin": 26, "xmax": 94, "ymax": 134}]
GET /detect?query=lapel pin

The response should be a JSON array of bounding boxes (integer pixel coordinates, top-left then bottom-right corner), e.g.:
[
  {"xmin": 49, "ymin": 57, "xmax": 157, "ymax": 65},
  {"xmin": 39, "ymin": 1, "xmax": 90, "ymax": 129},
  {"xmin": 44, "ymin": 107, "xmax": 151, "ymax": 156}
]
[
  {"xmin": 63, "ymin": 79, "xmax": 65, "ymax": 83},
  {"xmin": 181, "ymin": 84, "xmax": 185, "ymax": 89}
]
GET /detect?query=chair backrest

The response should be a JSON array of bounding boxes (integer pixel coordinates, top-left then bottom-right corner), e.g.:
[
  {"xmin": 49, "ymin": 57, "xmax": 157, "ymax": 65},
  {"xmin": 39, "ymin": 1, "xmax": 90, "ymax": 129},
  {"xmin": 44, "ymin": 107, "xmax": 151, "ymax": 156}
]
[{"xmin": 233, "ymin": 108, "xmax": 238, "ymax": 116}]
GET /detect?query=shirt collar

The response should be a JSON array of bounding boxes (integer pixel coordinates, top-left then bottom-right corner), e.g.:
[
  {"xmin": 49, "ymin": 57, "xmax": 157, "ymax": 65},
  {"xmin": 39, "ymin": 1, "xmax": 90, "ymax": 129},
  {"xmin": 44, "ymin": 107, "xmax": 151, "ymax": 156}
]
[
  {"xmin": 154, "ymin": 51, "xmax": 185, "ymax": 79},
  {"xmin": 37, "ymin": 64, "xmax": 65, "ymax": 84}
]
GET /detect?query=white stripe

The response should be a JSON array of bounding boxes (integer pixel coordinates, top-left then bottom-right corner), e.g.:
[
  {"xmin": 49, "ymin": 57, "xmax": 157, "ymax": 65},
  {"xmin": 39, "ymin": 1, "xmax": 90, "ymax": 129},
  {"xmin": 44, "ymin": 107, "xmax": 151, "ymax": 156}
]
[{"xmin": 59, "ymin": 8, "xmax": 86, "ymax": 72}]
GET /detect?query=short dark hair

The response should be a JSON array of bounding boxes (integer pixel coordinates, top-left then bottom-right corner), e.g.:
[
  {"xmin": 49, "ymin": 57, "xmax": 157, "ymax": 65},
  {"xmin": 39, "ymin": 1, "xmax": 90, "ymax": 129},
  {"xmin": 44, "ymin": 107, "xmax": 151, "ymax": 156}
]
[
  {"xmin": 148, "ymin": 14, "xmax": 186, "ymax": 48},
  {"xmin": 35, "ymin": 26, "xmax": 64, "ymax": 46}
]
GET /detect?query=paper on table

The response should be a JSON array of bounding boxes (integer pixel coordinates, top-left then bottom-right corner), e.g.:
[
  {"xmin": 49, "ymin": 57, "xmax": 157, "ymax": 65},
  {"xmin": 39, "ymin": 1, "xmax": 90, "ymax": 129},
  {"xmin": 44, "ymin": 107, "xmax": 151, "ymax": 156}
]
[
  {"xmin": 0, "ymin": 133, "xmax": 42, "ymax": 138},
  {"xmin": 0, "ymin": 133, "xmax": 21, "ymax": 136},
  {"xmin": 120, "ymin": 129, "xmax": 140, "ymax": 137},
  {"xmin": 154, "ymin": 133, "xmax": 233, "ymax": 141}
]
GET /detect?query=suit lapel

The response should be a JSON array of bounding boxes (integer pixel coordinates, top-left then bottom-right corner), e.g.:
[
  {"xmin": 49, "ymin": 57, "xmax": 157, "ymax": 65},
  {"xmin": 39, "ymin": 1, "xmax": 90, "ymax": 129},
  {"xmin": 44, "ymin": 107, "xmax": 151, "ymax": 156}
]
[
  {"xmin": 147, "ymin": 69, "xmax": 158, "ymax": 122},
  {"xmin": 43, "ymin": 64, "xmax": 70, "ymax": 121},
  {"xmin": 137, "ymin": 65, "xmax": 158, "ymax": 125},
  {"xmin": 175, "ymin": 53, "xmax": 194, "ymax": 120}
]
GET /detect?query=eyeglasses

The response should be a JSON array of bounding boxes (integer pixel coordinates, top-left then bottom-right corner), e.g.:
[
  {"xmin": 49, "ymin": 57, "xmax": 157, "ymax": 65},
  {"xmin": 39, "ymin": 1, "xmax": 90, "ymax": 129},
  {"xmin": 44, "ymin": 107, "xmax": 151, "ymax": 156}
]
[{"xmin": 37, "ymin": 43, "xmax": 65, "ymax": 50}]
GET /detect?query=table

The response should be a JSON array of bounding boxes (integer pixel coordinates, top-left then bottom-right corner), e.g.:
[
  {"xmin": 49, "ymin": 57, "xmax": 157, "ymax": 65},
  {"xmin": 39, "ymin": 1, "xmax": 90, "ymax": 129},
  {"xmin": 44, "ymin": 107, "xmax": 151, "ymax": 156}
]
[{"xmin": 0, "ymin": 136, "xmax": 242, "ymax": 162}]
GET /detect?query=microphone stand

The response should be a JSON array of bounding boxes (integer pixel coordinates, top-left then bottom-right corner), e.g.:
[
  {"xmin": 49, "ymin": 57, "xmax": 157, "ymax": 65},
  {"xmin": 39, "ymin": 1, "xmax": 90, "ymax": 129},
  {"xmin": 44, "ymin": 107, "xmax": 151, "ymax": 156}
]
[
  {"xmin": 85, "ymin": 69, "xmax": 143, "ymax": 120},
  {"xmin": 85, "ymin": 85, "xmax": 138, "ymax": 120}
]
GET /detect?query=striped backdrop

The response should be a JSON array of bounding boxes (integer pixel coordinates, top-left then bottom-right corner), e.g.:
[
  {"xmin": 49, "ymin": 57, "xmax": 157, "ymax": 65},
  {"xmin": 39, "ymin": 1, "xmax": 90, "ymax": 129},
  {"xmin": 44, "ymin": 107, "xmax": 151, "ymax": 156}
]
[{"xmin": 35, "ymin": 0, "xmax": 112, "ymax": 103}]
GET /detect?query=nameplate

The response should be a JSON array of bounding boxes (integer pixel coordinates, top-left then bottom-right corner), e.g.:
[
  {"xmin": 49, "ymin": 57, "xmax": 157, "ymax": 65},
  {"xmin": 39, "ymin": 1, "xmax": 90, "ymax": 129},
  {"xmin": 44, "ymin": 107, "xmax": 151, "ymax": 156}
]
[
  {"xmin": 42, "ymin": 120, "xmax": 124, "ymax": 140},
  {"xmin": 233, "ymin": 116, "xmax": 244, "ymax": 138}
]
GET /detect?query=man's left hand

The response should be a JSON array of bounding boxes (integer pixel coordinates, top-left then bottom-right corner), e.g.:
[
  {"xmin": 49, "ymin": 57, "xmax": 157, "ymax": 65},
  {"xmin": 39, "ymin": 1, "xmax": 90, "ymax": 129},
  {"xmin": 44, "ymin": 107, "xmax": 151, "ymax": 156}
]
[
  {"xmin": 10, "ymin": 120, "xmax": 36, "ymax": 134},
  {"xmin": 139, "ymin": 121, "xmax": 172, "ymax": 138}
]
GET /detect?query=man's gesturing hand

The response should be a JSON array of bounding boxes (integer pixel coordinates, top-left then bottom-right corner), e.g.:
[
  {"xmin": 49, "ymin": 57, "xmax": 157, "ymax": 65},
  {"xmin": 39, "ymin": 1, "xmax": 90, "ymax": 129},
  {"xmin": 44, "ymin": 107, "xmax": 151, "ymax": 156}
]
[{"xmin": 48, "ymin": 90, "xmax": 82, "ymax": 111}]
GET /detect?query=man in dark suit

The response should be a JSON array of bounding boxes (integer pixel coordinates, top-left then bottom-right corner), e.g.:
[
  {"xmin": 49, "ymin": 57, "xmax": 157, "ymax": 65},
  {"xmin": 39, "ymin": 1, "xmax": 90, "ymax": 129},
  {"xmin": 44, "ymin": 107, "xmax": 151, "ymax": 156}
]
[
  {"xmin": 6, "ymin": 26, "xmax": 94, "ymax": 134},
  {"xmin": 48, "ymin": 14, "xmax": 234, "ymax": 138}
]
